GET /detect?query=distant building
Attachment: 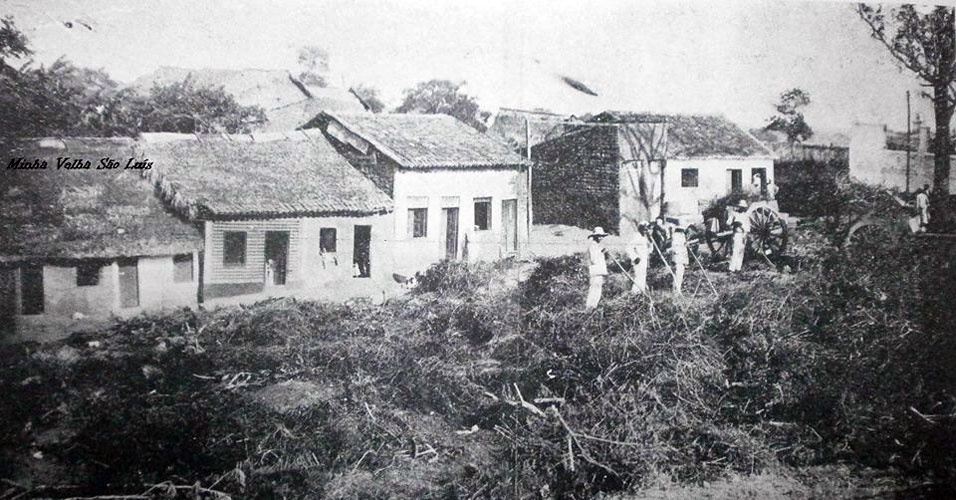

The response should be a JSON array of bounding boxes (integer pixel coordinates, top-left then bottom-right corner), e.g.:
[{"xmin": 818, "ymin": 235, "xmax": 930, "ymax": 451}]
[
  {"xmin": 486, "ymin": 107, "xmax": 581, "ymax": 156},
  {"xmin": 849, "ymin": 122, "xmax": 956, "ymax": 193},
  {"xmin": 531, "ymin": 111, "xmax": 775, "ymax": 236},
  {"xmin": 130, "ymin": 67, "xmax": 368, "ymax": 132},
  {"xmin": 1, "ymin": 138, "xmax": 203, "ymax": 338},
  {"xmin": 142, "ymin": 130, "xmax": 393, "ymax": 302},
  {"xmin": 308, "ymin": 112, "xmax": 532, "ymax": 275}
]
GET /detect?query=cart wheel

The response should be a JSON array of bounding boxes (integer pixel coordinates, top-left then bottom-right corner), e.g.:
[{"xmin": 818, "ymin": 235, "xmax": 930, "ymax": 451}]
[{"xmin": 747, "ymin": 206, "xmax": 788, "ymax": 259}]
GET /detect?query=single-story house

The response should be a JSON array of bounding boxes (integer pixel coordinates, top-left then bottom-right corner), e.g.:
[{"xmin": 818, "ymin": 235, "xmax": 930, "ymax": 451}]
[
  {"xmin": 305, "ymin": 112, "xmax": 533, "ymax": 275},
  {"xmin": 140, "ymin": 130, "xmax": 394, "ymax": 301},
  {"xmin": 531, "ymin": 111, "xmax": 775, "ymax": 236},
  {"xmin": 1, "ymin": 137, "xmax": 204, "ymax": 338}
]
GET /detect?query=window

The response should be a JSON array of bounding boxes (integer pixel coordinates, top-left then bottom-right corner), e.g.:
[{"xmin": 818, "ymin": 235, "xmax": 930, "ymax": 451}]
[
  {"xmin": 21, "ymin": 264, "xmax": 43, "ymax": 315},
  {"xmin": 76, "ymin": 263, "xmax": 101, "ymax": 287},
  {"xmin": 728, "ymin": 169, "xmax": 743, "ymax": 192},
  {"xmin": 408, "ymin": 208, "xmax": 427, "ymax": 238},
  {"xmin": 681, "ymin": 168, "xmax": 699, "ymax": 188},
  {"xmin": 223, "ymin": 231, "xmax": 247, "ymax": 265},
  {"xmin": 474, "ymin": 198, "xmax": 492, "ymax": 230},
  {"xmin": 173, "ymin": 254, "xmax": 193, "ymax": 282},
  {"xmin": 320, "ymin": 228, "xmax": 337, "ymax": 253}
]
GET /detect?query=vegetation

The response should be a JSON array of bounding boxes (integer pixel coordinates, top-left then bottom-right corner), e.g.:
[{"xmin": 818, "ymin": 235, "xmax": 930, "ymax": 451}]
[
  {"xmin": 0, "ymin": 18, "xmax": 265, "ymax": 141},
  {"xmin": 350, "ymin": 83, "xmax": 385, "ymax": 113},
  {"xmin": 765, "ymin": 88, "xmax": 813, "ymax": 144},
  {"xmin": 395, "ymin": 79, "xmax": 490, "ymax": 131},
  {"xmin": 857, "ymin": 3, "xmax": 955, "ymax": 201},
  {"xmin": 2, "ymin": 207, "xmax": 954, "ymax": 498}
]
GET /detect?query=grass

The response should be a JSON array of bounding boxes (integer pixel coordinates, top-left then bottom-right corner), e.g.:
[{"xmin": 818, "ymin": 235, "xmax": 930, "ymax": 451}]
[{"xmin": 1, "ymin": 220, "xmax": 955, "ymax": 498}]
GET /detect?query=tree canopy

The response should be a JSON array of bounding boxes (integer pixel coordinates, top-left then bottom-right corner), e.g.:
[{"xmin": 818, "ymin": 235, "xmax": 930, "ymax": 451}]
[
  {"xmin": 857, "ymin": 4, "xmax": 955, "ymax": 199},
  {"xmin": 297, "ymin": 45, "xmax": 330, "ymax": 88},
  {"xmin": 350, "ymin": 84, "xmax": 385, "ymax": 113},
  {"xmin": 0, "ymin": 17, "xmax": 265, "ymax": 140},
  {"xmin": 395, "ymin": 79, "xmax": 489, "ymax": 131},
  {"xmin": 765, "ymin": 88, "xmax": 813, "ymax": 144}
]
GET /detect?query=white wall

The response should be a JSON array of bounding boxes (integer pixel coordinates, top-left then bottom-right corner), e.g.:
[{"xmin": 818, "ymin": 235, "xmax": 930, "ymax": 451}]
[
  {"xmin": 662, "ymin": 157, "xmax": 774, "ymax": 222},
  {"xmin": 136, "ymin": 254, "xmax": 198, "ymax": 312},
  {"xmin": 849, "ymin": 123, "xmax": 956, "ymax": 193},
  {"xmin": 391, "ymin": 168, "xmax": 529, "ymax": 275},
  {"xmin": 299, "ymin": 213, "xmax": 392, "ymax": 285}
]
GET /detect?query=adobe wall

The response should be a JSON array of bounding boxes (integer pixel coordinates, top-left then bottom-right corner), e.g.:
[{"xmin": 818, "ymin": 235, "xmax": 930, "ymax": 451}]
[{"xmin": 531, "ymin": 126, "xmax": 621, "ymax": 233}]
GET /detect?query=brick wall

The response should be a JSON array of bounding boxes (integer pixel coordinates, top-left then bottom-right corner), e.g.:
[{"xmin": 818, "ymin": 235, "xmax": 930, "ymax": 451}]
[{"xmin": 531, "ymin": 125, "xmax": 621, "ymax": 233}]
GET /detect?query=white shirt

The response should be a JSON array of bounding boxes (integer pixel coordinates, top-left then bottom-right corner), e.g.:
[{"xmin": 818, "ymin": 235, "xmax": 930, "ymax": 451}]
[
  {"xmin": 627, "ymin": 233, "xmax": 650, "ymax": 262},
  {"xmin": 587, "ymin": 240, "xmax": 608, "ymax": 276},
  {"xmin": 669, "ymin": 232, "xmax": 689, "ymax": 265},
  {"xmin": 916, "ymin": 191, "xmax": 929, "ymax": 211},
  {"xmin": 733, "ymin": 210, "xmax": 751, "ymax": 233}
]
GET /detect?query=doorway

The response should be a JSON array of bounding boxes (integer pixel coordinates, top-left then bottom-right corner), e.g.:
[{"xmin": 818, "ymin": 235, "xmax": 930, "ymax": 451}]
[
  {"xmin": 751, "ymin": 168, "xmax": 767, "ymax": 194},
  {"xmin": 727, "ymin": 169, "xmax": 743, "ymax": 193},
  {"xmin": 264, "ymin": 231, "xmax": 290, "ymax": 285},
  {"xmin": 502, "ymin": 199, "xmax": 518, "ymax": 253},
  {"xmin": 442, "ymin": 208, "xmax": 459, "ymax": 260},
  {"xmin": 118, "ymin": 258, "xmax": 139, "ymax": 308},
  {"xmin": 353, "ymin": 225, "xmax": 371, "ymax": 278}
]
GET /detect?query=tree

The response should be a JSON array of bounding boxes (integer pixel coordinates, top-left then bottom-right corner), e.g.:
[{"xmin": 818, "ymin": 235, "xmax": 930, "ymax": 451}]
[
  {"xmin": 118, "ymin": 79, "xmax": 266, "ymax": 134},
  {"xmin": 858, "ymin": 4, "xmax": 955, "ymax": 199},
  {"xmin": 395, "ymin": 79, "xmax": 490, "ymax": 131},
  {"xmin": 765, "ymin": 88, "xmax": 813, "ymax": 144},
  {"xmin": 0, "ymin": 16, "xmax": 30, "ymax": 66},
  {"xmin": 350, "ymin": 84, "xmax": 385, "ymax": 113},
  {"xmin": 297, "ymin": 45, "xmax": 330, "ymax": 87}
]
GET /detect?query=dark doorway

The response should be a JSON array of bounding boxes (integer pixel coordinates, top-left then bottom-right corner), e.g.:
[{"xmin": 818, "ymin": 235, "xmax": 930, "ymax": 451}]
[
  {"xmin": 1, "ymin": 268, "xmax": 18, "ymax": 335},
  {"xmin": 727, "ymin": 169, "xmax": 743, "ymax": 192},
  {"xmin": 751, "ymin": 167, "xmax": 767, "ymax": 194},
  {"xmin": 353, "ymin": 225, "xmax": 371, "ymax": 278},
  {"xmin": 21, "ymin": 264, "xmax": 44, "ymax": 315},
  {"xmin": 118, "ymin": 258, "xmax": 139, "ymax": 308},
  {"xmin": 443, "ymin": 207, "xmax": 459, "ymax": 260},
  {"xmin": 264, "ymin": 231, "xmax": 290, "ymax": 285},
  {"xmin": 502, "ymin": 199, "xmax": 518, "ymax": 253}
]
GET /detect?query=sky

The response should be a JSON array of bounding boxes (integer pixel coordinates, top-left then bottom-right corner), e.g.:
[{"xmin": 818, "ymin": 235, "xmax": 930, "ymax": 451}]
[{"xmin": 1, "ymin": 0, "xmax": 945, "ymax": 134}]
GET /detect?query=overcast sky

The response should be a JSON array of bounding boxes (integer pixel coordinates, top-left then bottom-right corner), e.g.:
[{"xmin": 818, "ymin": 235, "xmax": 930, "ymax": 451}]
[{"xmin": 1, "ymin": 0, "xmax": 942, "ymax": 133}]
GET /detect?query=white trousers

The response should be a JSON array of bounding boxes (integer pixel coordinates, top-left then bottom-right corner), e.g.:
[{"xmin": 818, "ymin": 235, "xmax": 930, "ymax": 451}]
[
  {"xmin": 672, "ymin": 262, "xmax": 685, "ymax": 294},
  {"xmin": 729, "ymin": 232, "xmax": 746, "ymax": 272},
  {"xmin": 586, "ymin": 275, "xmax": 605, "ymax": 309},
  {"xmin": 631, "ymin": 259, "xmax": 648, "ymax": 293}
]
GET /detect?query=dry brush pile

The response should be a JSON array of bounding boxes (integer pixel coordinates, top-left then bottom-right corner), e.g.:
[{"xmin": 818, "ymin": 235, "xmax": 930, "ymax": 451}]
[{"xmin": 2, "ymin": 231, "xmax": 955, "ymax": 498}]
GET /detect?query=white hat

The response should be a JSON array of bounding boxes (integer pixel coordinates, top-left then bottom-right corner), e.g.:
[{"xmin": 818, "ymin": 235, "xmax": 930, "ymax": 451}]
[
  {"xmin": 589, "ymin": 226, "xmax": 609, "ymax": 238},
  {"xmin": 737, "ymin": 199, "xmax": 749, "ymax": 209}
]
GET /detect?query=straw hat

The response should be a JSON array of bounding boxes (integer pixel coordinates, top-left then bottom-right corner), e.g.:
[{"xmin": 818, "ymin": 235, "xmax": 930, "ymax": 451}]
[
  {"xmin": 589, "ymin": 226, "xmax": 609, "ymax": 239},
  {"xmin": 736, "ymin": 199, "xmax": 749, "ymax": 209}
]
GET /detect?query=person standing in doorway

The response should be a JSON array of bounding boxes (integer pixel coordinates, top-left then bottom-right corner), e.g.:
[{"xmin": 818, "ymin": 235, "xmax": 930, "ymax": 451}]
[
  {"xmin": 627, "ymin": 222, "xmax": 651, "ymax": 294},
  {"xmin": 916, "ymin": 184, "xmax": 931, "ymax": 233},
  {"xmin": 585, "ymin": 227, "xmax": 610, "ymax": 309},
  {"xmin": 729, "ymin": 199, "xmax": 750, "ymax": 273},
  {"xmin": 766, "ymin": 179, "xmax": 780, "ymax": 210},
  {"xmin": 669, "ymin": 226, "xmax": 689, "ymax": 295}
]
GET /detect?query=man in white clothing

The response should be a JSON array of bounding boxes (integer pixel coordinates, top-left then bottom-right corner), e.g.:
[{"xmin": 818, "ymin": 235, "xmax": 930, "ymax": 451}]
[
  {"xmin": 585, "ymin": 226, "xmax": 610, "ymax": 309},
  {"xmin": 916, "ymin": 184, "xmax": 931, "ymax": 233},
  {"xmin": 729, "ymin": 200, "xmax": 750, "ymax": 272},
  {"xmin": 627, "ymin": 222, "xmax": 651, "ymax": 294},
  {"xmin": 669, "ymin": 226, "xmax": 689, "ymax": 295}
]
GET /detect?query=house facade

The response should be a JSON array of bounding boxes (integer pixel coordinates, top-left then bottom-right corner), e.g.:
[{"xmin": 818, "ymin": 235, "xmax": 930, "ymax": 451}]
[
  {"xmin": 308, "ymin": 112, "xmax": 532, "ymax": 275},
  {"xmin": 141, "ymin": 131, "xmax": 394, "ymax": 302},
  {"xmin": 531, "ymin": 112, "xmax": 775, "ymax": 236},
  {"xmin": 1, "ymin": 138, "xmax": 203, "ymax": 339},
  {"xmin": 849, "ymin": 122, "xmax": 956, "ymax": 193}
]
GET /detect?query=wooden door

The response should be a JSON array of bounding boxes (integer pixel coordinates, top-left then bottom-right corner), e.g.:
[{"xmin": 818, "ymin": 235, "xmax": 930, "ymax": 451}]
[
  {"xmin": 118, "ymin": 258, "xmax": 139, "ymax": 308},
  {"xmin": 727, "ymin": 169, "xmax": 742, "ymax": 193},
  {"xmin": 443, "ymin": 208, "xmax": 459, "ymax": 260},
  {"xmin": 264, "ymin": 231, "xmax": 290, "ymax": 285},
  {"xmin": 353, "ymin": 225, "xmax": 371, "ymax": 278},
  {"xmin": 502, "ymin": 199, "xmax": 518, "ymax": 253}
]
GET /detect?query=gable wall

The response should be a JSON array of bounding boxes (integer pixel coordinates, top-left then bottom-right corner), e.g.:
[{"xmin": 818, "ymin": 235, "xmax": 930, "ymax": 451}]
[{"xmin": 531, "ymin": 126, "xmax": 621, "ymax": 233}]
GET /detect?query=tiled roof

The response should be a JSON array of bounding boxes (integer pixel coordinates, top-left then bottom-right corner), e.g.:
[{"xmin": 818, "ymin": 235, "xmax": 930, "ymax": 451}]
[
  {"xmin": 130, "ymin": 67, "xmax": 366, "ymax": 131},
  {"xmin": 590, "ymin": 111, "xmax": 775, "ymax": 159},
  {"xmin": 1, "ymin": 138, "xmax": 202, "ymax": 261},
  {"xmin": 141, "ymin": 130, "xmax": 393, "ymax": 219},
  {"xmin": 319, "ymin": 112, "xmax": 531, "ymax": 169},
  {"xmin": 486, "ymin": 108, "xmax": 578, "ymax": 153}
]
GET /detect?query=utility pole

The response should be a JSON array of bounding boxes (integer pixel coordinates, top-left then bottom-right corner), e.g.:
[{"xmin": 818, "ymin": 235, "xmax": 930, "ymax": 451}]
[{"xmin": 906, "ymin": 90, "xmax": 911, "ymax": 193}]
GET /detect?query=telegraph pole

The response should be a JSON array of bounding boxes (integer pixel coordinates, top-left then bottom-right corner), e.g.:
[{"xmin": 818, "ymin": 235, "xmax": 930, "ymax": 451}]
[{"xmin": 906, "ymin": 90, "xmax": 911, "ymax": 193}]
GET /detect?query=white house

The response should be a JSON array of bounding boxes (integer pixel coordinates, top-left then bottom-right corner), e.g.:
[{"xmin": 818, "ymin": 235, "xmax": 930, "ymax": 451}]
[
  {"xmin": 530, "ymin": 111, "xmax": 776, "ymax": 236},
  {"xmin": 307, "ymin": 112, "xmax": 533, "ymax": 275}
]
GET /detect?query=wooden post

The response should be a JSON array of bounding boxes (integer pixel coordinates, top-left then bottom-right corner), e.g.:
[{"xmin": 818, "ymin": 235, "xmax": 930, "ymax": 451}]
[
  {"xmin": 906, "ymin": 90, "xmax": 911, "ymax": 193},
  {"xmin": 526, "ymin": 117, "xmax": 533, "ymax": 241}
]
